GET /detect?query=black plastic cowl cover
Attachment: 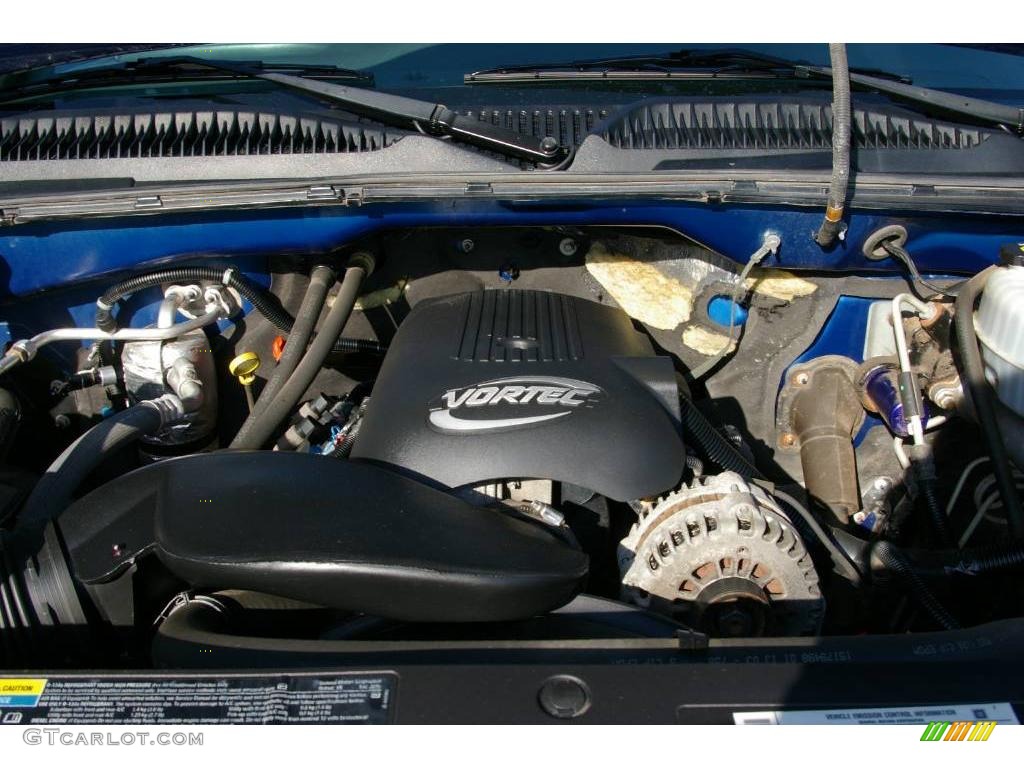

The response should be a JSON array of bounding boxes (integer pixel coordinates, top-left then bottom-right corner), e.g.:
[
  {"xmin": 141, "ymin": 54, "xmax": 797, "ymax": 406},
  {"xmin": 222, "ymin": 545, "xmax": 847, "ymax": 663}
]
[
  {"xmin": 59, "ymin": 452, "xmax": 588, "ymax": 623},
  {"xmin": 352, "ymin": 289, "xmax": 685, "ymax": 500}
]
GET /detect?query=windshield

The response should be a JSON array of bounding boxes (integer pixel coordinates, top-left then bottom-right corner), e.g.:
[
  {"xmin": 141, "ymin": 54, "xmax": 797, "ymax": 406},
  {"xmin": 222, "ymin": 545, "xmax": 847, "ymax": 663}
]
[{"xmin": 18, "ymin": 42, "xmax": 1024, "ymax": 98}]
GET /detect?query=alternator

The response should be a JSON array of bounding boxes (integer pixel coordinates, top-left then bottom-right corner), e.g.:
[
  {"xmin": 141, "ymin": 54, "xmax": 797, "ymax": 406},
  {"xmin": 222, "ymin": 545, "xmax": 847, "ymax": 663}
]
[{"xmin": 618, "ymin": 472, "xmax": 824, "ymax": 637}]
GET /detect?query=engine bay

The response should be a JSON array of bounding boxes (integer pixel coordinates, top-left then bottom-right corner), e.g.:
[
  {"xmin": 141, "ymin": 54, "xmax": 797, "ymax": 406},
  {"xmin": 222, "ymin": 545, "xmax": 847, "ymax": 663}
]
[{"xmin": 1, "ymin": 223, "xmax": 1022, "ymax": 670}]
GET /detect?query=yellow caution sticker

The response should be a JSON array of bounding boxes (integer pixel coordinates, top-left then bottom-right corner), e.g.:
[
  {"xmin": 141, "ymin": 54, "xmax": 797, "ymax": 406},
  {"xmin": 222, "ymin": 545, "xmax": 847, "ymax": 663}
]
[{"xmin": 0, "ymin": 678, "xmax": 48, "ymax": 707}]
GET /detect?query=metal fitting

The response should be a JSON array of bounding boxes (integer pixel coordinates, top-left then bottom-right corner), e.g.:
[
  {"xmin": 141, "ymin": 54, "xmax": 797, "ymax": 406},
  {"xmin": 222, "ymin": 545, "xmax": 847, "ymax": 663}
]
[
  {"xmin": 166, "ymin": 356, "xmax": 205, "ymax": 413},
  {"xmin": 524, "ymin": 499, "xmax": 567, "ymax": 528},
  {"xmin": 139, "ymin": 393, "xmax": 187, "ymax": 426},
  {"xmin": 347, "ymin": 251, "xmax": 377, "ymax": 276},
  {"xmin": 558, "ymin": 237, "xmax": 579, "ymax": 257}
]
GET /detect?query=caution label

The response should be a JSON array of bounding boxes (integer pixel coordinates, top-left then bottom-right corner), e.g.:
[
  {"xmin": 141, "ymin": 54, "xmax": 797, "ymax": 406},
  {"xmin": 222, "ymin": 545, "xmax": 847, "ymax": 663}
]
[
  {"xmin": 0, "ymin": 679, "xmax": 48, "ymax": 708},
  {"xmin": 0, "ymin": 673, "xmax": 395, "ymax": 724}
]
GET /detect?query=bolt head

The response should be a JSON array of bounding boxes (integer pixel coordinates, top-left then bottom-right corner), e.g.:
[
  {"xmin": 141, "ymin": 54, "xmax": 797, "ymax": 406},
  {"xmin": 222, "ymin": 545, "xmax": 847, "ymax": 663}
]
[
  {"xmin": 537, "ymin": 675, "xmax": 591, "ymax": 719},
  {"xmin": 458, "ymin": 238, "xmax": 475, "ymax": 253},
  {"xmin": 715, "ymin": 607, "xmax": 755, "ymax": 637},
  {"xmin": 794, "ymin": 372, "xmax": 810, "ymax": 386},
  {"xmin": 558, "ymin": 237, "xmax": 579, "ymax": 257}
]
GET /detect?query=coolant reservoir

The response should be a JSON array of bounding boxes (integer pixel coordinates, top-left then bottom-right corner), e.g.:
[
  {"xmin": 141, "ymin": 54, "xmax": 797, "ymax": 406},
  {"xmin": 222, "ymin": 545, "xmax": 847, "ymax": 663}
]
[{"xmin": 975, "ymin": 263, "xmax": 1024, "ymax": 417}]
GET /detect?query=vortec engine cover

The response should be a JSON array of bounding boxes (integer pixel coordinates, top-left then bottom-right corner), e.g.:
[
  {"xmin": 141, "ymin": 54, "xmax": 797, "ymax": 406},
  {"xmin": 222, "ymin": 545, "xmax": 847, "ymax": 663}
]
[{"xmin": 352, "ymin": 289, "xmax": 684, "ymax": 500}]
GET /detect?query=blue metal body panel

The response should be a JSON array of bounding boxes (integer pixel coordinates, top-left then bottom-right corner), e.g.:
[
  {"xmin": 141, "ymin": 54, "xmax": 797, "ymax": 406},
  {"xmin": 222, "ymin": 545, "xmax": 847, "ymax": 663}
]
[
  {"xmin": 793, "ymin": 295, "xmax": 876, "ymax": 366},
  {"xmin": 1, "ymin": 201, "xmax": 1022, "ymax": 298},
  {"xmin": 0, "ymin": 199, "xmax": 1020, "ymax": 379}
]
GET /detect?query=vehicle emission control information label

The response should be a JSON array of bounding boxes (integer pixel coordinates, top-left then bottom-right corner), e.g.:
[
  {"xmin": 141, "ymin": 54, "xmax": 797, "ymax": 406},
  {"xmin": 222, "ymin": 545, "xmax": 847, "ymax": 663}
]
[
  {"xmin": 0, "ymin": 673, "xmax": 396, "ymax": 725},
  {"xmin": 733, "ymin": 702, "xmax": 1019, "ymax": 725}
]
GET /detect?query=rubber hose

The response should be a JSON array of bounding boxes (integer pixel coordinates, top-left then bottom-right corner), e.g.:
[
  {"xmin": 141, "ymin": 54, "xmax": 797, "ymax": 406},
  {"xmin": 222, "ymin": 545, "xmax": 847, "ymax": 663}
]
[
  {"xmin": 773, "ymin": 489, "xmax": 863, "ymax": 584},
  {"xmin": 17, "ymin": 401, "xmax": 170, "ymax": 526},
  {"xmin": 679, "ymin": 397, "xmax": 764, "ymax": 480},
  {"xmin": 872, "ymin": 541, "xmax": 961, "ymax": 630},
  {"xmin": 254, "ymin": 264, "xmax": 335, "ymax": 414},
  {"xmin": 908, "ymin": 444, "xmax": 951, "ymax": 546},
  {"xmin": 814, "ymin": 43, "xmax": 851, "ymax": 248},
  {"xmin": 231, "ymin": 259, "xmax": 369, "ymax": 450},
  {"xmin": 95, "ymin": 266, "xmax": 385, "ymax": 355},
  {"xmin": 230, "ymin": 266, "xmax": 335, "ymax": 447},
  {"xmin": 954, "ymin": 266, "xmax": 1024, "ymax": 539}
]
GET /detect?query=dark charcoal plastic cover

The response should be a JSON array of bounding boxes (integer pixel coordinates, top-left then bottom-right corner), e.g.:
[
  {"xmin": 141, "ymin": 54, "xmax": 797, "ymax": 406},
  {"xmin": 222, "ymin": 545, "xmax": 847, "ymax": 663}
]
[
  {"xmin": 60, "ymin": 452, "xmax": 588, "ymax": 622},
  {"xmin": 352, "ymin": 289, "xmax": 685, "ymax": 500}
]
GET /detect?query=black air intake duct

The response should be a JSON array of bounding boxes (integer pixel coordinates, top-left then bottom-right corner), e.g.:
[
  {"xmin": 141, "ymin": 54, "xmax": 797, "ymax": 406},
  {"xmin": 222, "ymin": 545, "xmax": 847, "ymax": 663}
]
[{"xmin": 53, "ymin": 453, "xmax": 589, "ymax": 624}]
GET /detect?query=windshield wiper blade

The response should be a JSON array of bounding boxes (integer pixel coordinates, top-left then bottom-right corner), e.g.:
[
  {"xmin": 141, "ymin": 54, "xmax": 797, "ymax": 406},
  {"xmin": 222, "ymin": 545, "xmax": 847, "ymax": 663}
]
[
  {"xmin": 466, "ymin": 47, "xmax": 1023, "ymax": 132},
  {"xmin": 465, "ymin": 47, "xmax": 911, "ymax": 84},
  {"xmin": 803, "ymin": 65, "xmax": 1024, "ymax": 132},
  {"xmin": 0, "ymin": 56, "xmax": 375, "ymax": 102}
]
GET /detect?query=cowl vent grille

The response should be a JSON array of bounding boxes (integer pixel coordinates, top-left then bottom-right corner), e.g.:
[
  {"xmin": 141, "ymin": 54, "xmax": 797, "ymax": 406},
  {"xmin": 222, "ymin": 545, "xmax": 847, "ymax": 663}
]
[
  {"xmin": 460, "ymin": 107, "xmax": 611, "ymax": 151},
  {"xmin": 0, "ymin": 101, "xmax": 989, "ymax": 162},
  {"xmin": 0, "ymin": 111, "xmax": 399, "ymax": 161},
  {"xmin": 600, "ymin": 102, "xmax": 986, "ymax": 151},
  {"xmin": 1, "ymin": 106, "xmax": 610, "ymax": 162}
]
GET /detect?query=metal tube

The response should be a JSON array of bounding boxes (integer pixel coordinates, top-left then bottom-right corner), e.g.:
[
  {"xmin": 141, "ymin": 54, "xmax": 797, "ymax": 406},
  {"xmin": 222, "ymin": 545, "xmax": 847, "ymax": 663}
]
[
  {"xmin": 0, "ymin": 307, "xmax": 225, "ymax": 376},
  {"xmin": 890, "ymin": 293, "xmax": 937, "ymax": 445}
]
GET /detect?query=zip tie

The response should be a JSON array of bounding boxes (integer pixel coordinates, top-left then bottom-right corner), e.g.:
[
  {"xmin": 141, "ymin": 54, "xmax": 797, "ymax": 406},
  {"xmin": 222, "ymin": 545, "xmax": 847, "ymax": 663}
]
[{"xmin": 222, "ymin": 267, "xmax": 236, "ymax": 287}]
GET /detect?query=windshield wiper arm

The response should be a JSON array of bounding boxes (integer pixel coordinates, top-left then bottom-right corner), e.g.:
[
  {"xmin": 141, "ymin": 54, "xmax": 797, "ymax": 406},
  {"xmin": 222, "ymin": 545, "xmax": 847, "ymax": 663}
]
[
  {"xmin": 0, "ymin": 56, "xmax": 568, "ymax": 166},
  {"xmin": 465, "ymin": 48, "xmax": 911, "ymax": 84},
  {"xmin": 249, "ymin": 68, "xmax": 567, "ymax": 165}
]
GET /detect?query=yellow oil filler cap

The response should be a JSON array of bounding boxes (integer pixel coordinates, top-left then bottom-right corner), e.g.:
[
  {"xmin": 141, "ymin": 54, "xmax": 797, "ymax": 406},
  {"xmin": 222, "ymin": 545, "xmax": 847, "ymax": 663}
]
[{"xmin": 228, "ymin": 352, "xmax": 261, "ymax": 386}]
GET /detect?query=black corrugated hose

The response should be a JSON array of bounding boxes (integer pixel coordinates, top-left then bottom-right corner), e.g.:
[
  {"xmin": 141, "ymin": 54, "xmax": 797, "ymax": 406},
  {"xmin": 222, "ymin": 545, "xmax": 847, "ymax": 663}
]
[
  {"xmin": 328, "ymin": 420, "xmax": 362, "ymax": 459},
  {"xmin": 872, "ymin": 541, "xmax": 961, "ymax": 630},
  {"xmin": 679, "ymin": 397, "xmax": 764, "ymax": 480},
  {"xmin": 814, "ymin": 43, "xmax": 851, "ymax": 248},
  {"xmin": 231, "ymin": 254, "xmax": 372, "ymax": 450},
  {"xmin": 230, "ymin": 265, "xmax": 335, "ymax": 447},
  {"xmin": 954, "ymin": 266, "xmax": 1024, "ymax": 540},
  {"xmin": 872, "ymin": 539, "xmax": 1024, "ymax": 629},
  {"xmin": 94, "ymin": 265, "xmax": 385, "ymax": 355},
  {"xmin": 945, "ymin": 547, "xmax": 1024, "ymax": 575}
]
